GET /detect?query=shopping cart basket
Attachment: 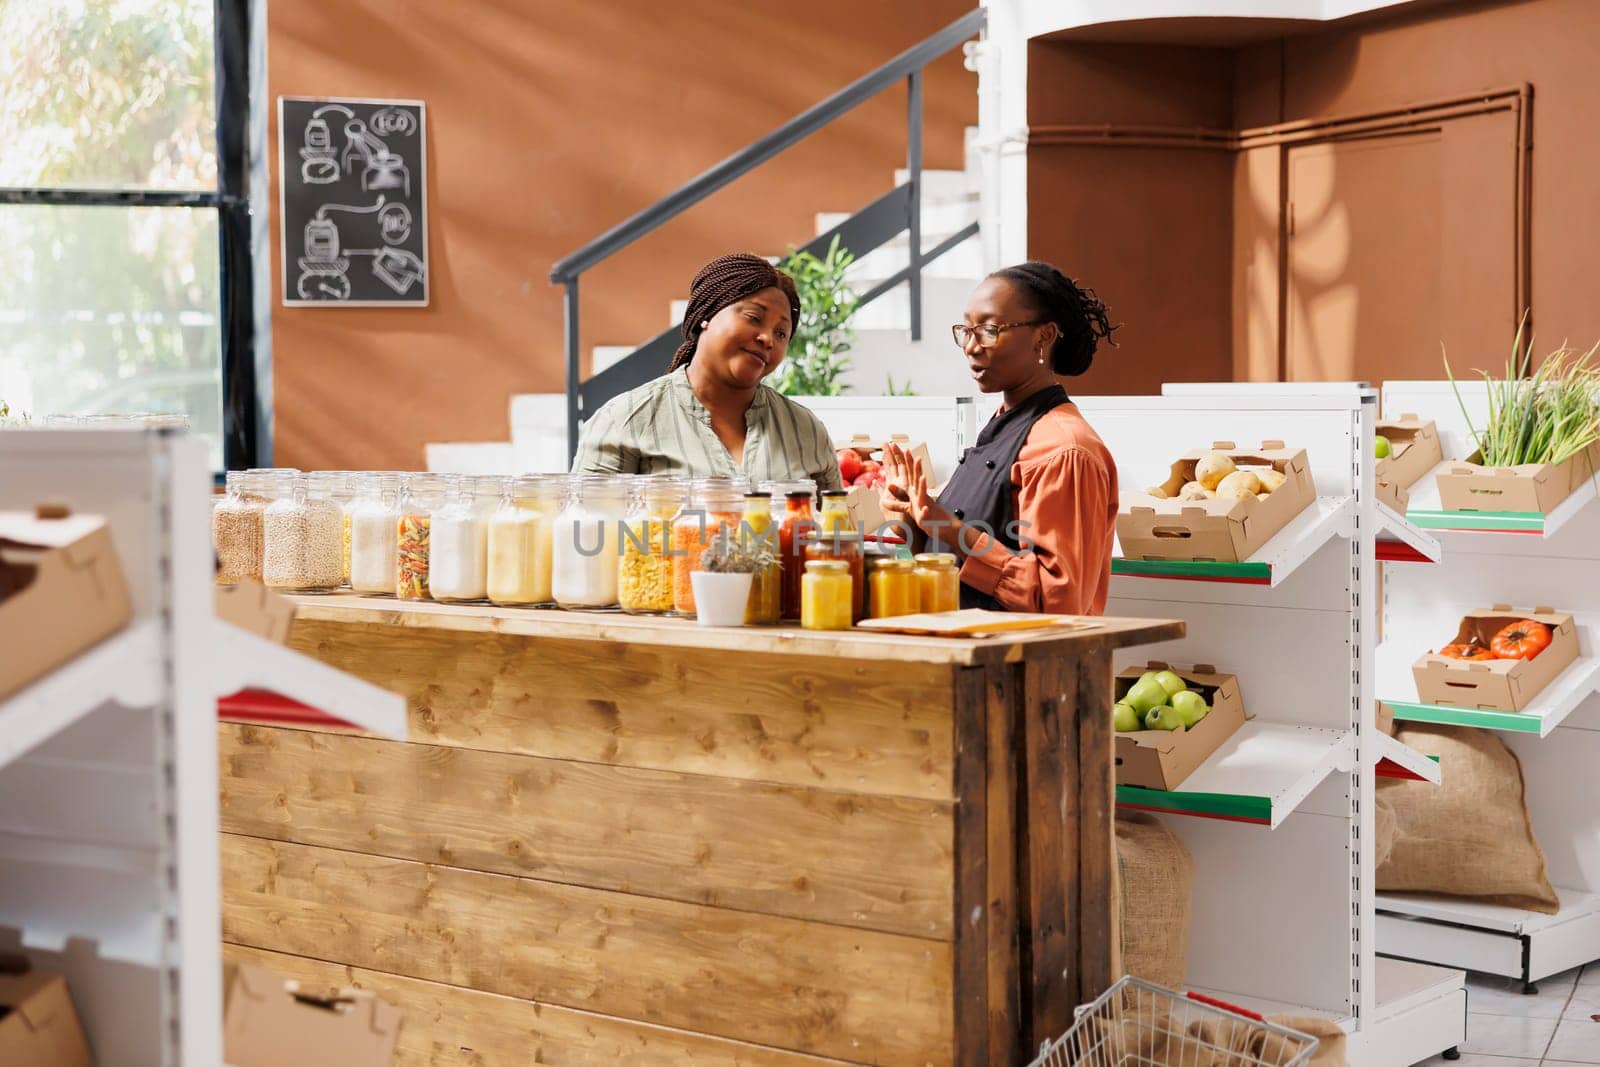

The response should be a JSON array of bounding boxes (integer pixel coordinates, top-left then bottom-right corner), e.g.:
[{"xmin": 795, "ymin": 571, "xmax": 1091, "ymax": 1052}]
[{"xmin": 1029, "ymin": 976, "xmax": 1321, "ymax": 1067}]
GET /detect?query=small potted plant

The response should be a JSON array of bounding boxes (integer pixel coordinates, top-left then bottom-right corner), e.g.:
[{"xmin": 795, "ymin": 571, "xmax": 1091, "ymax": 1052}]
[{"xmin": 691, "ymin": 535, "xmax": 771, "ymax": 627}]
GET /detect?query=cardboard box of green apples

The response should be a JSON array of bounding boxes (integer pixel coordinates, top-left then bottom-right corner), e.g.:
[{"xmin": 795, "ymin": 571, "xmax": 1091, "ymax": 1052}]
[
  {"xmin": 1375, "ymin": 415, "xmax": 1442, "ymax": 512},
  {"xmin": 1113, "ymin": 661, "xmax": 1246, "ymax": 791}
]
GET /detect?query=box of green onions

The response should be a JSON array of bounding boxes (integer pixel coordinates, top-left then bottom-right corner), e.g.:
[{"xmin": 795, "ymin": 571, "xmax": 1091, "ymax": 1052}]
[{"xmin": 1440, "ymin": 336, "xmax": 1600, "ymax": 514}]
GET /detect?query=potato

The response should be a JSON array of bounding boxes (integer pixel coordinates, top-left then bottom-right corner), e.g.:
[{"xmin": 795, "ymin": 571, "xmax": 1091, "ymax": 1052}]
[
  {"xmin": 1219, "ymin": 485, "xmax": 1258, "ymax": 502},
  {"xmin": 1144, "ymin": 484, "xmax": 1172, "ymax": 500},
  {"xmin": 1216, "ymin": 470, "xmax": 1262, "ymax": 497},
  {"xmin": 1179, "ymin": 483, "xmax": 1210, "ymax": 501},
  {"xmin": 1195, "ymin": 452, "xmax": 1236, "ymax": 490},
  {"xmin": 1255, "ymin": 468, "xmax": 1287, "ymax": 494}
]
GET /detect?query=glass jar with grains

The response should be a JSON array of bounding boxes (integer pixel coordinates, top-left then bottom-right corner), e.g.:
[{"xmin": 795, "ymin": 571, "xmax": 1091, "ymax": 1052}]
[
  {"xmin": 618, "ymin": 476, "xmax": 685, "ymax": 615},
  {"xmin": 429, "ymin": 475, "xmax": 499, "ymax": 603},
  {"xmin": 396, "ymin": 473, "xmax": 450, "ymax": 600},
  {"xmin": 488, "ymin": 474, "xmax": 561, "ymax": 606},
  {"xmin": 552, "ymin": 474, "xmax": 631, "ymax": 609},
  {"xmin": 262, "ymin": 471, "xmax": 344, "ymax": 592},
  {"xmin": 349, "ymin": 473, "xmax": 401, "ymax": 596},
  {"xmin": 670, "ymin": 478, "xmax": 747, "ymax": 617},
  {"xmin": 211, "ymin": 468, "xmax": 291, "ymax": 585}
]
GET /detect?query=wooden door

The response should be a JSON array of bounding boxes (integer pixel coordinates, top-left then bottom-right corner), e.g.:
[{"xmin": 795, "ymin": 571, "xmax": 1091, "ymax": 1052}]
[{"xmin": 1284, "ymin": 110, "xmax": 1523, "ymax": 384}]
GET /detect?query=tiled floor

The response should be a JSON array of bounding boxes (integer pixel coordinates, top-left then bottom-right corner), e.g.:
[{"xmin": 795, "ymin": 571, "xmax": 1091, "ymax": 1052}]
[{"xmin": 1419, "ymin": 965, "xmax": 1600, "ymax": 1066}]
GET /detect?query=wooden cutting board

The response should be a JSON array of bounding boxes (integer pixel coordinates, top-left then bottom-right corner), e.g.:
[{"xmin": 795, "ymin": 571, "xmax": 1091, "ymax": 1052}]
[{"xmin": 855, "ymin": 609, "xmax": 1099, "ymax": 638}]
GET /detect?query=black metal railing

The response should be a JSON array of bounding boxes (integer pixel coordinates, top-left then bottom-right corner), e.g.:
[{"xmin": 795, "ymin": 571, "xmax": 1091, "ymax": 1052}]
[{"xmin": 549, "ymin": 7, "xmax": 984, "ymax": 462}]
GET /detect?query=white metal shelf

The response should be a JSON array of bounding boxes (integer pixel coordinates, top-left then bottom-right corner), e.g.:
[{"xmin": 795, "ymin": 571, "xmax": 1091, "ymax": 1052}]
[
  {"xmin": 1371, "ymin": 731, "xmax": 1442, "ymax": 785},
  {"xmin": 1112, "ymin": 495, "xmax": 1355, "ymax": 587},
  {"xmin": 1375, "ymin": 636, "xmax": 1600, "ymax": 737},
  {"xmin": 1185, "ymin": 985, "xmax": 1354, "ymax": 1034},
  {"xmin": 1377, "ymin": 889, "xmax": 1600, "ymax": 988},
  {"xmin": 1375, "ymin": 502, "xmax": 1442, "ymax": 564},
  {"xmin": 1404, "ymin": 457, "xmax": 1599, "ymax": 539},
  {"xmin": 0, "ymin": 620, "xmax": 159, "ymax": 772},
  {"xmin": 213, "ymin": 621, "xmax": 408, "ymax": 739},
  {"xmin": 1116, "ymin": 721, "xmax": 1353, "ymax": 828}
]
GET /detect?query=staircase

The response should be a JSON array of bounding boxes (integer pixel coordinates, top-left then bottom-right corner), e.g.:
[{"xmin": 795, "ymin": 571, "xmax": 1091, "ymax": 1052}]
[
  {"xmin": 426, "ymin": 9, "xmax": 986, "ymax": 476},
  {"xmin": 425, "ymin": 151, "xmax": 985, "ymax": 477}
]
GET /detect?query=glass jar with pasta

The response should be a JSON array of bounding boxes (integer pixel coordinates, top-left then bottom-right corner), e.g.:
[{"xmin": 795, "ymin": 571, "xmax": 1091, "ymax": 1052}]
[
  {"xmin": 618, "ymin": 476, "xmax": 686, "ymax": 615},
  {"xmin": 396, "ymin": 473, "xmax": 449, "ymax": 600}
]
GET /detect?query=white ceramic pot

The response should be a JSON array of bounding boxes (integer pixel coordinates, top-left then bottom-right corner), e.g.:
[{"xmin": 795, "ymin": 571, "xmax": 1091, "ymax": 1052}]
[{"xmin": 690, "ymin": 570, "xmax": 753, "ymax": 627}]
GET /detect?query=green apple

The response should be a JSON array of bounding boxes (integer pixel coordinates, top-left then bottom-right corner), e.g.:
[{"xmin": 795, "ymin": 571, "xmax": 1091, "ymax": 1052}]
[
  {"xmin": 1144, "ymin": 706, "xmax": 1185, "ymax": 731},
  {"xmin": 1374, "ymin": 435, "xmax": 1393, "ymax": 459},
  {"xmin": 1152, "ymin": 670, "xmax": 1187, "ymax": 699},
  {"xmin": 1170, "ymin": 689, "xmax": 1209, "ymax": 727},
  {"xmin": 1113, "ymin": 703, "xmax": 1142, "ymax": 733},
  {"xmin": 1124, "ymin": 677, "xmax": 1169, "ymax": 715},
  {"xmin": 1138, "ymin": 670, "xmax": 1161, "ymax": 687}
]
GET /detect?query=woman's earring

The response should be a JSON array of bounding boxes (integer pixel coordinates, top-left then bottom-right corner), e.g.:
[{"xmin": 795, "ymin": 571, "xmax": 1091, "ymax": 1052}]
[{"xmin": 701, "ymin": 320, "xmax": 710, "ymax": 329}]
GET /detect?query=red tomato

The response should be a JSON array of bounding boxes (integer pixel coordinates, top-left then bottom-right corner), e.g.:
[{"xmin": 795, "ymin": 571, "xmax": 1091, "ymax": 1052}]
[
  {"xmin": 1491, "ymin": 620, "xmax": 1552, "ymax": 660},
  {"xmin": 836, "ymin": 450, "xmax": 864, "ymax": 483}
]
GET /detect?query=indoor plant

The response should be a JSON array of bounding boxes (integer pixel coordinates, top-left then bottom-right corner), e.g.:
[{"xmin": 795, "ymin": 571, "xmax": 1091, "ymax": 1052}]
[
  {"xmin": 690, "ymin": 536, "xmax": 772, "ymax": 627},
  {"xmin": 772, "ymin": 236, "xmax": 859, "ymax": 397}
]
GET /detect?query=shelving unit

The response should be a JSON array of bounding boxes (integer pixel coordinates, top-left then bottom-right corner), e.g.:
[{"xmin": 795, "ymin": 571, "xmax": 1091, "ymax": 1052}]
[
  {"xmin": 1112, "ymin": 496, "xmax": 1355, "ymax": 586},
  {"xmin": 1376, "ymin": 380, "xmax": 1600, "ymax": 995},
  {"xmin": 1078, "ymin": 385, "xmax": 1466, "ymax": 1066},
  {"xmin": 0, "ymin": 428, "xmax": 405, "ymax": 1066},
  {"xmin": 1115, "ymin": 722, "xmax": 1352, "ymax": 828}
]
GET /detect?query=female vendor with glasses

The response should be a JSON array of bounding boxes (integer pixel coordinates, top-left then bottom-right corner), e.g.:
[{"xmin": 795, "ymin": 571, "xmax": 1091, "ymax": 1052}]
[{"xmin": 879, "ymin": 261, "xmax": 1120, "ymax": 615}]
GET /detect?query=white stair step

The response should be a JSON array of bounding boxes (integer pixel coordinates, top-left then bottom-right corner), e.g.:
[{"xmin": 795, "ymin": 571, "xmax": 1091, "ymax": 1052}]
[
  {"xmin": 509, "ymin": 393, "xmax": 572, "ymax": 473},
  {"xmin": 424, "ymin": 442, "xmax": 517, "ymax": 475},
  {"xmin": 592, "ymin": 345, "xmax": 637, "ymax": 375},
  {"xmin": 893, "ymin": 167, "xmax": 976, "ymax": 200}
]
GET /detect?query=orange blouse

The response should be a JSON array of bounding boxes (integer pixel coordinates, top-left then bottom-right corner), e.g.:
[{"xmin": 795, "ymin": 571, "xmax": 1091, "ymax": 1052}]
[{"xmin": 957, "ymin": 401, "xmax": 1118, "ymax": 616}]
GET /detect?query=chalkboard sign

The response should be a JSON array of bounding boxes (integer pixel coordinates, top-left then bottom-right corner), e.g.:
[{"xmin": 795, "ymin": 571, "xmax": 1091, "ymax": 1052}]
[{"xmin": 278, "ymin": 97, "xmax": 429, "ymax": 306}]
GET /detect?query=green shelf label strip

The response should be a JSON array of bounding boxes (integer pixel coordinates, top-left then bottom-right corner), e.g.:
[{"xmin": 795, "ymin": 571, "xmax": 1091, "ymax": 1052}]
[
  {"xmin": 1113, "ymin": 558, "xmax": 1272, "ymax": 581},
  {"xmin": 1115, "ymin": 784, "xmax": 1272, "ymax": 823},
  {"xmin": 1386, "ymin": 699, "xmax": 1545, "ymax": 733},
  {"xmin": 1408, "ymin": 509, "xmax": 1545, "ymax": 533}
]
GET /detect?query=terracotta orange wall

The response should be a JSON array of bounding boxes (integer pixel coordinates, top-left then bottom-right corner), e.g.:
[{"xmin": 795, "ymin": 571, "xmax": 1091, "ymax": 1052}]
[
  {"xmin": 1025, "ymin": 0, "xmax": 1600, "ymax": 392},
  {"xmin": 267, "ymin": 1, "xmax": 977, "ymax": 470},
  {"xmin": 1026, "ymin": 42, "xmax": 1237, "ymax": 396}
]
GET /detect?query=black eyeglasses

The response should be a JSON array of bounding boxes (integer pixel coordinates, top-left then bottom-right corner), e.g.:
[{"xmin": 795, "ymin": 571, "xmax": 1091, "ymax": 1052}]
[{"xmin": 951, "ymin": 321, "xmax": 1044, "ymax": 348}]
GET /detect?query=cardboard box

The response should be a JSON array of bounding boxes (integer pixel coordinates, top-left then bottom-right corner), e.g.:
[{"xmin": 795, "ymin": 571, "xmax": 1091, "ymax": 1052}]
[
  {"xmin": 1375, "ymin": 414, "xmax": 1443, "ymax": 512},
  {"xmin": 1411, "ymin": 606, "xmax": 1579, "ymax": 713},
  {"xmin": 0, "ymin": 961, "xmax": 92, "ymax": 1067},
  {"xmin": 1116, "ymin": 442, "xmax": 1317, "ymax": 563},
  {"xmin": 216, "ymin": 581, "xmax": 297, "ymax": 644},
  {"xmin": 0, "ymin": 506, "xmax": 134, "ymax": 702},
  {"xmin": 224, "ymin": 961, "xmax": 403, "ymax": 1067},
  {"xmin": 1113, "ymin": 661, "xmax": 1247, "ymax": 791},
  {"xmin": 835, "ymin": 433, "xmax": 933, "ymax": 537},
  {"xmin": 1435, "ymin": 442, "xmax": 1600, "ymax": 514}
]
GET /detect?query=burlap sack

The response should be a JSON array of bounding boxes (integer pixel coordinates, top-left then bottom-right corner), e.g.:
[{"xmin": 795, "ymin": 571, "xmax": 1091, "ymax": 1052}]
[
  {"xmin": 1376, "ymin": 724, "xmax": 1558, "ymax": 913},
  {"xmin": 1113, "ymin": 813, "xmax": 1195, "ymax": 988},
  {"xmin": 1373, "ymin": 795, "xmax": 1397, "ymax": 871},
  {"xmin": 1266, "ymin": 1015, "xmax": 1348, "ymax": 1067}
]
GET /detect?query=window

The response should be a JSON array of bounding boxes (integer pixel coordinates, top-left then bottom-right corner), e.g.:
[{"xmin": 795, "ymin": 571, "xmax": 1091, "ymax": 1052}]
[{"xmin": 0, "ymin": 0, "xmax": 256, "ymax": 470}]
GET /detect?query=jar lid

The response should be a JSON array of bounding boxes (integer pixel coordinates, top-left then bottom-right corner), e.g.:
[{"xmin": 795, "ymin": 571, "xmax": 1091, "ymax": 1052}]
[
  {"xmin": 805, "ymin": 559, "xmax": 850, "ymax": 574},
  {"xmin": 820, "ymin": 489, "xmax": 849, "ymax": 499},
  {"xmin": 914, "ymin": 552, "xmax": 958, "ymax": 567},
  {"xmin": 872, "ymin": 557, "xmax": 915, "ymax": 572},
  {"xmin": 743, "ymin": 490, "xmax": 770, "ymax": 500}
]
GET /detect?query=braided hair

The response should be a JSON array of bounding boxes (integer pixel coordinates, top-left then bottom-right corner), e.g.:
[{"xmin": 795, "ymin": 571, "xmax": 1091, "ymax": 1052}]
[
  {"xmin": 667, "ymin": 253, "xmax": 802, "ymax": 372},
  {"xmin": 989, "ymin": 261, "xmax": 1118, "ymax": 376}
]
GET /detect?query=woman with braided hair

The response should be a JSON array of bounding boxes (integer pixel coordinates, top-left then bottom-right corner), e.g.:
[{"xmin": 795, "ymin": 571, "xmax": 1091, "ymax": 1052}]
[
  {"xmin": 879, "ymin": 261, "xmax": 1120, "ymax": 615},
  {"xmin": 571, "ymin": 252, "xmax": 843, "ymax": 490}
]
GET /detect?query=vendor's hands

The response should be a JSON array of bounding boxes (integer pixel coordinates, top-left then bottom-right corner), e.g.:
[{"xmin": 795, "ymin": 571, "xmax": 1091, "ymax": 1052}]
[{"xmin": 883, "ymin": 442, "xmax": 946, "ymax": 531}]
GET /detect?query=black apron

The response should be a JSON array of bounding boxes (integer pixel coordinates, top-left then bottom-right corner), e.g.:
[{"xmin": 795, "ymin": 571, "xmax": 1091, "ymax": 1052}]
[{"xmin": 933, "ymin": 384, "xmax": 1070, "ymax": 610}]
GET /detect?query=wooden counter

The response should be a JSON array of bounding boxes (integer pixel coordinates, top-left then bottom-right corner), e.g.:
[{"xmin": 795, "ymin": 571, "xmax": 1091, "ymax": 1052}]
[{"xmin": 219, "ymin": 595, "xmax": 1182, "ymax": 1064}]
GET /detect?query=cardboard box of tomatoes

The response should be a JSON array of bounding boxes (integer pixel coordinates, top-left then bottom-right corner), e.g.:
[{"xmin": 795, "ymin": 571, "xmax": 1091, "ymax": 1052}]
[
  {"xmin": 1112, "ymin": 661, "xmax": 1246, "ymax": 791},
  {"xmin": 835, "ymin": 434, "xmax": 932, "ymax": 536},
  {"xmin": 1412, "ymin": 606, "xmax": 1578, "ymax": 712},
  {"xmin": 1117, "ymin": 442, "xmax": 1316, "ymax": 563},
  {"xmin": 1435, "ymin": 441, "xmax": 1600, "ymax": 515},
  {"xmin": 1375, "ymin": 415, "xmax": 1443, "ymax": 512}
]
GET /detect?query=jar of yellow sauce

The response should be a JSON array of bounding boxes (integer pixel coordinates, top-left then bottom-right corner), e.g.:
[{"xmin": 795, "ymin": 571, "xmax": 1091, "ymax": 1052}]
[
  {"xmin": 740, "ymin": 491, "xmax": 781, "ymax": 624},
  {"xmin": 914, "ymin": 552, "xmax": 960, "ymax": 613},
  {"xmin": 801, "ymin": 559, "xmax": 853, "ymax": 631},
  {"xmin": 868, "ymin": 557, "xmax": 919, "ymax": 619}
]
